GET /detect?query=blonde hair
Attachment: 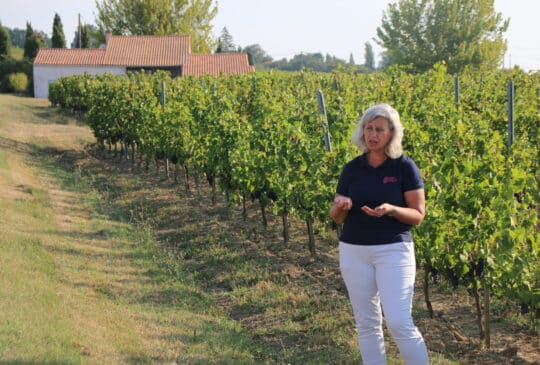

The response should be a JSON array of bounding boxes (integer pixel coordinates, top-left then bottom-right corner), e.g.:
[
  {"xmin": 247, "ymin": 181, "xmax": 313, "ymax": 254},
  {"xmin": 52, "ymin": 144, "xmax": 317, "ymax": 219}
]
[{"xmin": 351, "ymin": 103, "xmax": 404, "ymax": 158}]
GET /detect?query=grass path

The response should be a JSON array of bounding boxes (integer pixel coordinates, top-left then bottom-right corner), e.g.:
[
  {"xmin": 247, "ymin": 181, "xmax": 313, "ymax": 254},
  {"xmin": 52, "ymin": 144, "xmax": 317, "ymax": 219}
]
[{"xmin": 0, "ymin": 95, "xmax": 253, "ymax": 364}]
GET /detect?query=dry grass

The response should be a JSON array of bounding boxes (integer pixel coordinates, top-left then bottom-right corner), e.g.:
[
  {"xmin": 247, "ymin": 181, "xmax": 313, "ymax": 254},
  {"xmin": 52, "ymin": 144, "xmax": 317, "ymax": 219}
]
[{"xmin": 0, "ymin": 95, "xmax": 254, "ymax": 364}]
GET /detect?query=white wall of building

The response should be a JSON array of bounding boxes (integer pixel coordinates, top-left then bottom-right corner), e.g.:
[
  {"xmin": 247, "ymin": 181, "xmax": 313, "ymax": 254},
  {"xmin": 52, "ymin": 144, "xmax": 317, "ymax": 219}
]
[{"xmin": 33, "ymin": 65, "xmax": 125, "ymax": 98}]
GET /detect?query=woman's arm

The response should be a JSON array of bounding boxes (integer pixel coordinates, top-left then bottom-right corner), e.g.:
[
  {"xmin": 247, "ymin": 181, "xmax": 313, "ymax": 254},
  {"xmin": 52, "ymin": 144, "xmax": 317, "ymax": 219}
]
[{"xmin": 361, "ymin": 188, "xmax": 425, "ymax": 225}]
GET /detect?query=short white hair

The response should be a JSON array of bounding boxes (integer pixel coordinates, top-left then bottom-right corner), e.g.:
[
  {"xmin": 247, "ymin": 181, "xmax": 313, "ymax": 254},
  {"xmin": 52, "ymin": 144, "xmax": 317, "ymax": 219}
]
[{"xmin": 351, "ymin": 103, "xmax": 404, "ymax": 159}]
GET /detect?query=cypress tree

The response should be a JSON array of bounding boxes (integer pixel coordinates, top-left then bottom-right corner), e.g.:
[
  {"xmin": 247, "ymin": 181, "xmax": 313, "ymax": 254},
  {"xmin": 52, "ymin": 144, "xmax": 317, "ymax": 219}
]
[
  {"xmin": 23, "ymin": 22, "xmax": 34, "ymax": 58},
  {"xmin": 51, "ymin": 13, "xmax": 66, "ymax": 48},
  {"xmin": 23, "ymin": 22, "xmax": 44, "ymax": 59},
  {"xmin": 364, "ymin": 42, "xmax": 375, "ymax": 70},
  {"xmin": 73, "ymin": 24, "xmax": 92, "ymax": 48},
  {"xmin": 216, "ymin": 27, "xmax": 235, "ymax": 53},
  {"xmin": 81, "ymin": 24, "xmax": 90, "ymax": 48},
  {"xmin": 0, "ymin": 21, "xmax": 11, "ymax": 60}
]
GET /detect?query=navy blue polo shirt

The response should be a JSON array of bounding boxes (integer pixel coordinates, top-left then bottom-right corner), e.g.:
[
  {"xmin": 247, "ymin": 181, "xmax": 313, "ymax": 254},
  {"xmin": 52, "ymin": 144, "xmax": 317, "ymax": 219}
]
[{"xmin": 336, "ymin": 154, "xmax": 424, "ymax": 245}]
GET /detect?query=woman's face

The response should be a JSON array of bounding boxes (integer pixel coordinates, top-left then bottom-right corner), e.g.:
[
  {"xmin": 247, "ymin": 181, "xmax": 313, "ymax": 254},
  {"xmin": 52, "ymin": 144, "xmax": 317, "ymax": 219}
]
[{"xmin": 363, "ymin": 117, "xmax": 393, "ymax": 153}]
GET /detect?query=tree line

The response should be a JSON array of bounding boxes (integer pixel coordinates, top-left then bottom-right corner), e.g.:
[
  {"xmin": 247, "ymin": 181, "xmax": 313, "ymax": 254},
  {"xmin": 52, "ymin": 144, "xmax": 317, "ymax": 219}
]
[
  {"xmin": 215, "ymin": 0, "xmax": 508, "ymax": 73},
  {"xmin": 0, "ymin": 0, "xmax": 515, "ymax": 94}
]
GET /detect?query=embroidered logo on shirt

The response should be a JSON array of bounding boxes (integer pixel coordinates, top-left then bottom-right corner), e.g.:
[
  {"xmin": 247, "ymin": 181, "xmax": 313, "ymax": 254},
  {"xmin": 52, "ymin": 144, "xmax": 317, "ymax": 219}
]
[{"xmin": 383, "ymin": 176, "xmax": 398, "ymax": 184}]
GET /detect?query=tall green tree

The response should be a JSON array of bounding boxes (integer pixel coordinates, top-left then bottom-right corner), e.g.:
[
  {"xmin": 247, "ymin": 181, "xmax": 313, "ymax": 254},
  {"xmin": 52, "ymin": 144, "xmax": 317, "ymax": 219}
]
[
  {"xmin": 216, "ymin": 27, "xmax": 235, "ymax": 53},
  {"xmin": 96, "ymin": 0, "xmax": 217, "ymax": 53},
  {"xmin": 23, "ymin": 22, "xmax": 45, "ymax": 59},
  {"xmin": 80, "ymin": 24, "xmax": 90, "ymax": 48},
  {"xmin": 72, "ymin": 24, "xmax": 103, "ymax": 48},
  {"xmin": 8, "ymin": 28, "xmax": 25, "ymax": 48},
  {"xmin": 364, "ymin": 41, "xmax": 375, "ymax": 69},
  {"xmin": 0, "ymin": 21, "xmax": 11, "ymax": 60},
  {"xmin": 51, "ymin": 13, "xmax": 66, "ymax": 48},
  {"xmin": 241, "ymin": 44, "xmax": 273, "ymax": 66},
  {"xmin": 23, "ymin": 22, "xmax": 33, "ymax": 58},
  {"xmin": 349, "ymin": 53, "xmax": 355, "ymax": 65},
  {"xmin": 23, "ymin": 23, "xmax": 40, "ymax": 59},
  {"xmin": 24, "ymin": 34, "xmax": 45, "ymax": 59},
  {"xmin": 72, "ymin": 24, "xmax": 90, "ymax": 48},
  {"xmin": 375, "ymin": 0, "xmax": 508, "ymax": 73},
  {"xmin": 176, "ymin": 0, "xmax": 217, "ymax": 53}
]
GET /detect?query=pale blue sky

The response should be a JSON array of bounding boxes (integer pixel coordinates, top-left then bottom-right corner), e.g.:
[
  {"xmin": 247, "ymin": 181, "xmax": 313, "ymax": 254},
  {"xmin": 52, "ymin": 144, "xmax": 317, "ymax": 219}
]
[{"xmin": 2, "ymin": 0, "xmax": 538, "ymax": 70}]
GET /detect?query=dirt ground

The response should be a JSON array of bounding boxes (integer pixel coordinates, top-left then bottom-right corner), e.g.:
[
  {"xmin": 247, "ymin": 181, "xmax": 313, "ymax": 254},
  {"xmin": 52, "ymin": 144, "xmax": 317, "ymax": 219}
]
[{"xmin": 81, "ymin": 143, "xmax": 539, "ymax": 365}]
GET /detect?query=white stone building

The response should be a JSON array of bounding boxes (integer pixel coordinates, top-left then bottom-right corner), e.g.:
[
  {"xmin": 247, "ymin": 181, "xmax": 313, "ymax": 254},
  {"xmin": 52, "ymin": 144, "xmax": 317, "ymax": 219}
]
[{"xmin": 33, "ymin": 34, "xmax": 255, "ymax": 98}]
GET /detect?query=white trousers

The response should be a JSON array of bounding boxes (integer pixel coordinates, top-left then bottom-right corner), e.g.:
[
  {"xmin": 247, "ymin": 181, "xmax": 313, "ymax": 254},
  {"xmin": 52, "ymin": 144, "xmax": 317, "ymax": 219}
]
[{"xmin": 339, "ymin": 241, "xmax": 429, "ymax": 365}]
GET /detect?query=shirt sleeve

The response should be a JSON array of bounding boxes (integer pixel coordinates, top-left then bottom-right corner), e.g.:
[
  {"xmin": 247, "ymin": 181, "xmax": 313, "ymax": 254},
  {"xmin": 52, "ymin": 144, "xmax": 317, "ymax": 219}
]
[{"xmin": 402, "ymin": 157, "xmax": 424, "ymax": 192}]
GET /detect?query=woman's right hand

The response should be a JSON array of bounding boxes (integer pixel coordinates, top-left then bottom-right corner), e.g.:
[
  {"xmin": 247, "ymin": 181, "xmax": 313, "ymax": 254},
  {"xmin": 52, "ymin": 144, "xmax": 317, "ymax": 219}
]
[
  {"xmin": 334, "ymin": 194, "xmax": 353, "ymax": 211},
  {"xmin": 330, "ymin": 194, "xmax": 352, "ymax": 224}
]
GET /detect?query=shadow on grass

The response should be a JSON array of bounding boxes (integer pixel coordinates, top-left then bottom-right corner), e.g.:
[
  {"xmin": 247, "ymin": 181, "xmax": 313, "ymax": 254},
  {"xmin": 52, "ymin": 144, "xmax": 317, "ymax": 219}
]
[
  {"xmin": 17, "ymin": 142, "xmax": 272, "ymax": 362},
  {"xmin": 0, "ymin": 136, "xmax": 33, "ymax": 155},
  {"xmin": 24, "ymin": 142, "xmax": 360, "ymax": 363},
  {"xmin": 15, "ymin": 101, "xmax": 87, "ymax": 127}
]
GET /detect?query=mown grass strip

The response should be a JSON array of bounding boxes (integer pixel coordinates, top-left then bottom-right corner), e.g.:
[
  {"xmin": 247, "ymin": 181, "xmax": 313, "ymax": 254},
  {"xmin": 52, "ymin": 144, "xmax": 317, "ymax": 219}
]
[
  {"xmin": 29, "ymin": 141, "xmax": 261, "ymax": 364},
  {"xmin": 0, "ymin": 95, "xmax": 261, "ymax": 364},
  {"xmin": 0, "ymin": 150, "xmax": 82, "ymax": 364}
]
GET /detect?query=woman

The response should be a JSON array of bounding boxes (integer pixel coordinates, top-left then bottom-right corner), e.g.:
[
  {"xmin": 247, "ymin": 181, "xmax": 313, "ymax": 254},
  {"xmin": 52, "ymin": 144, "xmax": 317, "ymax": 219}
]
[{"xmin": 330, "ymin": 103, "xmax": 429, "ymax": 365}]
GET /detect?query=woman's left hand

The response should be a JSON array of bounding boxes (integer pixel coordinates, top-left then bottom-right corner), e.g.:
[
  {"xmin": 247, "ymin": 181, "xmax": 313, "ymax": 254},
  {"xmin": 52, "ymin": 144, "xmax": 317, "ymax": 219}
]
[
  {"xmin": 361, "ymin": 203, "xmax": 396, "ymax": 218},
  {"xmin": 362, "ymin": 189, "xmax": 425, "ymax": 224}
]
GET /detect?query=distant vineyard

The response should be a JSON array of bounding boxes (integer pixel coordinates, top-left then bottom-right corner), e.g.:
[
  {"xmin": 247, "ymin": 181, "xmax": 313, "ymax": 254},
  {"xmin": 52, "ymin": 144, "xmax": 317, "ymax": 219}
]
[{"xmin": 49, "ymin": 66, "xmax": 539, "ymax": 346}]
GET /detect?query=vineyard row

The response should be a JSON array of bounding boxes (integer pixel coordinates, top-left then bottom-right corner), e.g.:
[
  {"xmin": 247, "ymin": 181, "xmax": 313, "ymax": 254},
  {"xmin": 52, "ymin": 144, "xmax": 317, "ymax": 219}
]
[{"xmin": 49, "ymin": 66, "xmax": 539, "ymax": 344}]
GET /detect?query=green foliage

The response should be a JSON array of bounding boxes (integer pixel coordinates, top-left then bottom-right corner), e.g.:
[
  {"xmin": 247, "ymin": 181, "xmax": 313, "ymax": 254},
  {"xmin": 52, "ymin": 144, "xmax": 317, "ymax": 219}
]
[
  {"xmin": 72, "ymin": 25, "xmax": 89, "ymax": 49},
  {"xmin": 51, "ymin": 67, "xmax": 539, "ymax": 315},
  {"xmin": 0, "ymin": 58, "xmax": 32, "ymax": 93},
  {"xmin": 95, "ymin": 0, "xmax": 217, "ymax": 53},
  {"xmin": 364, "ymin": 41, "xmax": 375, "ymax": 69},
  {"xmin": 71, "ymin": 24, "xmax": 101, "ymax": 48},
  {"xmin": 269, "ymin": 53, "xmax": 356, "ymax": 73},
  {"xmin": 240, "ymin": 44, "xmax": 273, "ymax": 66},
  {"xmin": 80, "ymin": 24, "xmax": 91, "ymax": 48},
  {"xmin": 0, "ymin": 22, "xmax": 11, "ymax": 60},
  {"xmin": 23, "ymin": 22, "xmax": 45, "ymax": 59},
  {"xmin": 231, "ymin": 43, "xmax": 367, "ymax": 73},
  {"xmin": 7, "ymin": 27, "xmax": 25, "ymax": 48},
  {"xmin": 51, "ymin": 13, "xmax": 66, "ymax": 48},
  {"xmin": 49, "ymin": 73, "xmax": 93, "ymax": 110},
  {"xmin": 376, "ymin": 0, "xmax": 509, "ymax": 73},
  {"xmin": 216, "ymin": 27, "xmax": 235, "ymax": 53},
  {"xmin": 9, "ymin": 46, "xmax": 23, "ymax": 60},
  {"xmin": 23, "ymin": 22, "xmax": 34, "ymax": 57},
  {"xmin": 7, "ymin": 72, "xmax": 28, "ymax": 93},
  {"xmin": 24, "ymin": 35, "xmax": 42, "ymax": 59},
  {"xmin": 178, "ymin": 0, "xmax": 218, "ymax": 53}
]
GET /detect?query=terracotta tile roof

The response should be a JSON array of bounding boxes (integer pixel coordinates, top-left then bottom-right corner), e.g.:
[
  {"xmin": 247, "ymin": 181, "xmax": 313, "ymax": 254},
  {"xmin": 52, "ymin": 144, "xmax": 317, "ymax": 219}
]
[
  {"xmin": 183, "ymin": 53, "xmax": 255, "ymax": 76},
  {"xmin": 34, "ymin": 48, "xmax": 106, "ymax": 65},
  {"xmin": 102, "ymin": 35, "xmax": 190, "ymax": 66},
  {"xmin": 33, "ymin": 36, "xmax": 255, "ymax": 77}
]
